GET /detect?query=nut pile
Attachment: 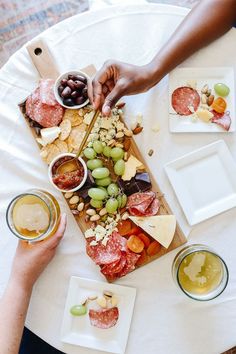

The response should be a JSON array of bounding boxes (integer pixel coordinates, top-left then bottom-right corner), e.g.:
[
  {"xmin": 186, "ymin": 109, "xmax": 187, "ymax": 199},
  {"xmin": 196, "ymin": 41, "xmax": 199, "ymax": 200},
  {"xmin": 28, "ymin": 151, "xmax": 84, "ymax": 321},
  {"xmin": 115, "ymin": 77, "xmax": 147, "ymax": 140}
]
[{"xmin": 58, "ymin": 74, "xmax": 88, "ymax": 107}]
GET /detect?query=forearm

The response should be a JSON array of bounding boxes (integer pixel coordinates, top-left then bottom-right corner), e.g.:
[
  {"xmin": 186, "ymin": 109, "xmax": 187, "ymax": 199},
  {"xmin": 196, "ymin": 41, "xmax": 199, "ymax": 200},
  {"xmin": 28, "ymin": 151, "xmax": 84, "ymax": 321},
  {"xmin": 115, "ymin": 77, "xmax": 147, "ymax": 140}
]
[
  {"xmin": 148, "ymin": 0, "xmax": 236, "ymax": 84},
  {"xmin": 0, "ymin": 278, "xmax": 32, "ymax": 354}
]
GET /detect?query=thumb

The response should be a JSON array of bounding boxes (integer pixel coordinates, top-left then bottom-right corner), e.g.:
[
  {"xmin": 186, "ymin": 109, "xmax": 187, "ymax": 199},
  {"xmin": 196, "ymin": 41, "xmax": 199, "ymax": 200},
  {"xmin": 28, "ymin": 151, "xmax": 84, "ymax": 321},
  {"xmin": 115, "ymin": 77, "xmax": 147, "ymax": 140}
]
[{"xmin": 102, "ymin": 82, "xmax": 125, "ymax": 116}]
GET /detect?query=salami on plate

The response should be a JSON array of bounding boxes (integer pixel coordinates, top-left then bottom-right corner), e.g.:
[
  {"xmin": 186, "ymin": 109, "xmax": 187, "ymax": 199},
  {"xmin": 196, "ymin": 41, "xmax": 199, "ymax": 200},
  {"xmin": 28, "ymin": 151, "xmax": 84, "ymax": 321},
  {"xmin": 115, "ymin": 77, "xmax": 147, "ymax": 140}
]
[
  {"xmin": 89, "ymin": 307, "xmax": 119, "ymax": 329},
  {"xmin": 211, "ymin": 110, "xmax": 231, "ymax": 131},
  {"xmin": 171, "ymin": 86, "xmax": 200, "ymax": 116}
]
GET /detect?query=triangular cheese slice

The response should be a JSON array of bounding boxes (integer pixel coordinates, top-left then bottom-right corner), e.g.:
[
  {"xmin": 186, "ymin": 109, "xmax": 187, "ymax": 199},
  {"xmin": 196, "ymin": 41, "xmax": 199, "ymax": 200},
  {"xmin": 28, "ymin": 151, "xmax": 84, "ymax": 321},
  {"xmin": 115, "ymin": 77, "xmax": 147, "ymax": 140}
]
[{"xmin": 129, "ymin": 215, "xmax": 176, "ymax": 249}]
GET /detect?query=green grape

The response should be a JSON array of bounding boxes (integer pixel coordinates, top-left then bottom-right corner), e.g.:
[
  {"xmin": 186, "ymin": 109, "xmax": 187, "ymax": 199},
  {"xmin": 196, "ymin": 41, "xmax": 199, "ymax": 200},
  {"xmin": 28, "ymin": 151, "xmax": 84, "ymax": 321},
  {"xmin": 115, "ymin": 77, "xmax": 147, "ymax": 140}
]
[
  {"xmin": 117, "ymin": 194, "xmax": 122, "ymax": 208},
  {"xmin": 98, "ymin": 187, "xmax": 108, "ymax": 197},
  {"xmin": 110, "ymin": 147, "xmax": 124, "ymax": 161},
  {"xmin": 121, "ymin": 194, "xmax": 127, "ymax": 208},
  {"xmin": 214, "ymin": 83, "xmax": 230, "ymax": 97},
  {"xmin": 96, "ymin": 177, "xmax": 112, "ymax": 187},
  {"xmin": 92, "ymin": 167, "xmax": 110, "ymax": 179},
  {"xmin": 107, "ymin": 183, "xmax": 119, "ymax": 196},
  {"xmin": 87, "ymin": 159, "xmax": 103, "ymax": 170},
  {"xmin": 103, "ymin": 146, "xmax": 112, "ymax": 157},
  {"xmin": 114, "ymin": 159, "xmax": 125, "ymax": 176},
  {"xmin": 106, "ymin": 198, "xmax": 118, "ymax": 214},
  {"xmin": 90, "ymin": 199, "xmax": 104, "ymax": 208},
  {"xmin": 88, "ymin": 188, "xmax": 107, "ymax": 200},
  {"xmin": 70, "ymin": 305, "xmax": 87, "ymax": 316},
  {"xmin": 84, "ymin": 147, "xmax": 97, "ymax": 160},
  {"xmin": 93, "ymin": 140, "xmax": 103, "ymax": 154}
]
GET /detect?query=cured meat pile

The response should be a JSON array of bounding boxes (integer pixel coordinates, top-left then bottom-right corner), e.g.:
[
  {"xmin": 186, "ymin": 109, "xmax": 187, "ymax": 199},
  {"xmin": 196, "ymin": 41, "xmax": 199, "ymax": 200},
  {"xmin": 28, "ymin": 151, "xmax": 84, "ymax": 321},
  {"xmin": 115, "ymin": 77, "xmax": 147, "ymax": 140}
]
[
  {"xmin": 171, "ymin": 86, "xmax": 200, "ymax": 116},
  {"xmin": 210, "ymin": 110, "xmax": 231, "ymax": 131},
  {"xmin": 127, "ymin": 191, "xmax": 159, "ymax": 216},
  {"xmin": 89, "ymin": 307, "xmax": 119, "ymax": 329},
  {"xmin": 86, "ymin": 231, "xmax": 140, "ymax": 280},
  {"xmin": 26, "ymin": 79, "xmax": 64, "ymax": 127}
]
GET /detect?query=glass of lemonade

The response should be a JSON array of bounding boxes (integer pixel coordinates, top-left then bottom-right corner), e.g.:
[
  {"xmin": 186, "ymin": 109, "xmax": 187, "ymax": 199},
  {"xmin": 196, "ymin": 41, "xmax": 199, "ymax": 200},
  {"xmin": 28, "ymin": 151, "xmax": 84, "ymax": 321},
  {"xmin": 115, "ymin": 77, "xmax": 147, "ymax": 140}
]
[
  {"xmin": 172, "ymin": 244, "xmax": 229, "ymax": 301},
  {"xmin": 6, "ymin": 189, "xmax": 61, "ymax": 242}
]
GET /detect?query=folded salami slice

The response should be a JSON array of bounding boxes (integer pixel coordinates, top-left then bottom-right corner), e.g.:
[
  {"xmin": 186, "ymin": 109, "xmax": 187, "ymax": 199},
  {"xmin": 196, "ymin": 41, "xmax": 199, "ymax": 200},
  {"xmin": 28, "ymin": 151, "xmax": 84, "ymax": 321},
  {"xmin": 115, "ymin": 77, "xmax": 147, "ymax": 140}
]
[
  {"xmin": 116, "ymin": 251, "xmax": 140, "ymax": 278},
  {"xmin": 127, "ymin": 191, "xmax": 155, "ymax": 215},
  {"xmin": 211, "ymin": 110, "xmax": 231, "ymax": 131},
  {"xmin": 171, "ymin": 87, "xmax": 200, "ymax": 116},
  {"xmin": 101, "ymin": 253, "xmax": 127, "ymax": 275},
  {"xmin": 89, "ymin": 307, "xmax": 119, "ymax": 329},
  {"xmin": 142, "ymin": 198, "xmax": 160, "ymax": 216},
  {"xmin": 86, "ymin": 233, "xmax": 121, "ymax": 265}
]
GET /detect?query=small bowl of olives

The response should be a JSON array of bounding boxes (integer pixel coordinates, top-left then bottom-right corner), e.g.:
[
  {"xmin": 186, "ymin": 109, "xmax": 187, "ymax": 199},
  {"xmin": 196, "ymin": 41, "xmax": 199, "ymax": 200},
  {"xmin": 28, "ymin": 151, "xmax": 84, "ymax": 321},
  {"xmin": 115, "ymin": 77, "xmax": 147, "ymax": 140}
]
[{"xmin": 54, "ymin": 70, "xmax": 90, "ymax": 109}]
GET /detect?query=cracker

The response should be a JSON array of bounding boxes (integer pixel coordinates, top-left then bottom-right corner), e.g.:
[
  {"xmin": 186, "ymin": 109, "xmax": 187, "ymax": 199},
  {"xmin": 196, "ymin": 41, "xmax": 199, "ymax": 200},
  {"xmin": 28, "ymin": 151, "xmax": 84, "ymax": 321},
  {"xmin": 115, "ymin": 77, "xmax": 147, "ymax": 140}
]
[
  {"xmin": 54, "ymin": 139, "xmax": 68, "ymax": 154},
  {"xmin": 44, "ymin": 144, "xmax": 61, "ymax": 165},
  {"xmin": 59, "ymin": 119, "xmax": 71, "ymax": 141},
  {"xmin": 63, "ymin": 109, "xmax": 83, "ymax": 127},
  {"xmin": 67, "ymin": 126, "xmax": 86, "ymax": 152}
]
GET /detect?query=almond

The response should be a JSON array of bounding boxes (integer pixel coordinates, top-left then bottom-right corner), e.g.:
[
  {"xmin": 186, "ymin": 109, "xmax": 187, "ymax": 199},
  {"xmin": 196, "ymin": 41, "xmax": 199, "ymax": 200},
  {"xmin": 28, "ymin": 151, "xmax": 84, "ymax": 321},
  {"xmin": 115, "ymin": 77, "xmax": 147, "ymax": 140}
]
[
  {"xmin": 123, "ymin": 137, "xmax": 131, "ymax": 151},
  {"xmin": 207, "ymin": 95, "xmax": 214, "ymax": 106},
  {"xmin": 132, "ymin": 126, "xmax": 143, "ymax": 135}
]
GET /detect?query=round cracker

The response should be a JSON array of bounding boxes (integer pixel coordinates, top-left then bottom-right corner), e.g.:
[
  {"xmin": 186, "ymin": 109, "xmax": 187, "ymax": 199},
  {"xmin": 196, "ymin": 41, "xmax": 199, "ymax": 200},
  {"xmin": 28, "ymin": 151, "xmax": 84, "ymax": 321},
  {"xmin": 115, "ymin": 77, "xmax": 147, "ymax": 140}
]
[
  {"xmin": 59, "ymin": 119, "xmax": 71, "ymax": 141},
  {"xmin": 63, "ymin": 109, "xmax": 83, "ymax": 127},
  {"xmin": 54, "ymin": 138, "xmax": 68, "ymax": 153}
]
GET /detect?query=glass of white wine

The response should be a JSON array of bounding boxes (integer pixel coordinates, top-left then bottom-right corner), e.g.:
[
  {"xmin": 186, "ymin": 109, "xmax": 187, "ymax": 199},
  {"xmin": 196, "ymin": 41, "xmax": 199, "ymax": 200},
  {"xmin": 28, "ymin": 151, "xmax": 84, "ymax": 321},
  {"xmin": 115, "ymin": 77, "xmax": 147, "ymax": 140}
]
[
  {"xmin": 172, "ymin": 244, "xmax": 229, "ymax": 301},
  {"xmin": 6, "ymin": 189, "xmax": 61, "ymax": 242}
]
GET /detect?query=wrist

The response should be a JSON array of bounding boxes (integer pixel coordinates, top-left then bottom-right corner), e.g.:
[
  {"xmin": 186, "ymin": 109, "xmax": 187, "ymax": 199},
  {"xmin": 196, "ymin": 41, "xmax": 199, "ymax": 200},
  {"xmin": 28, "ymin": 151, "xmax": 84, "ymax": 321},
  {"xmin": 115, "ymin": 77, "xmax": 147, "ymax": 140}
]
[
  {"xmin": 143, "ymin": 59, "xmax": 166, "ymax": 88},
  {"xmin": 8, "ymin": 274, "xmax": 34, "ymax": 295}
]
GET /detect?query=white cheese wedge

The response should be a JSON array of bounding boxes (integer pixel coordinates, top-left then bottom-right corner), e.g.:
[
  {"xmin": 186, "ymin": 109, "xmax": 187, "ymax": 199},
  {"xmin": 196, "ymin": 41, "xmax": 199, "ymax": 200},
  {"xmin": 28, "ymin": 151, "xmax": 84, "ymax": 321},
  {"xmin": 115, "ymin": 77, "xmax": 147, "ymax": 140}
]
[
  {"xmin": 129, "ymin": 215, "xmax": 176, "ymax": 248},
  {"xmin": 38, "ymin": 126, "xmax": 61, "ymax": 146},
  {"xmin": 196, "ymin": 109, "xmax": 213, "ymax": 123}
]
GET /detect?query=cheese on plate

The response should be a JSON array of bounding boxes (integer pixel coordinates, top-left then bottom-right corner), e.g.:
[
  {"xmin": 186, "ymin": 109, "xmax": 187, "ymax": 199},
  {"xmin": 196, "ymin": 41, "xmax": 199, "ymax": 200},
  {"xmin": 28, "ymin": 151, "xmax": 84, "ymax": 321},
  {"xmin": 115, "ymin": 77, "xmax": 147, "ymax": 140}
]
[{"xmin": 129, "ymin": 215, "xmax": 176, "ymax": 248}]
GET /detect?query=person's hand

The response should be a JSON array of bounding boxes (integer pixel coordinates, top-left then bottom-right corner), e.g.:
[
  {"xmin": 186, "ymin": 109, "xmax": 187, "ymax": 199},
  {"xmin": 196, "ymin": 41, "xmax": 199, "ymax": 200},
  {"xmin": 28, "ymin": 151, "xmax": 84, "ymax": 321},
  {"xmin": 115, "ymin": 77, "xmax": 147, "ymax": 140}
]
[
  {"xmin": 90, "ymin": 60, "xmax": 156, "ymax": 116},
  {"xmin": 9, "ymin": 213, "xmax": 67, "ymax": 291}
]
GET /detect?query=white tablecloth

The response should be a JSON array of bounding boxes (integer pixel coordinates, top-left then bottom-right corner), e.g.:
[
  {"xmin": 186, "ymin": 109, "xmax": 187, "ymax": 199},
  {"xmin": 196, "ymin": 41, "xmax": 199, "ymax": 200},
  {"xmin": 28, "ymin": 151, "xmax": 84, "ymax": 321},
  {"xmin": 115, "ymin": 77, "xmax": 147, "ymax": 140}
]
[{"xmin": 0, "ymin": 4, "xmax": 236, "ymax": 354}]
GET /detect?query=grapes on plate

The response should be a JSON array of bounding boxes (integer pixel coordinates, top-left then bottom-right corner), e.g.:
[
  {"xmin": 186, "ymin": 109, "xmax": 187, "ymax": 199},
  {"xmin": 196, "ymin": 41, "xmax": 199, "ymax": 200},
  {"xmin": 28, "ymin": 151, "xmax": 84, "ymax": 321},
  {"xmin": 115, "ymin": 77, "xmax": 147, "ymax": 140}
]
[
  {"xmin": 114, "ymin": 159, "xmax": 125, "ymax": 175},
  {"xmin": 107, "ymin": 183, "xmax": 119, "ymax": 196},
  {"xmin": 88, "ymin": 188, "xmax": 107, "ymax": 200},
  {"xmin": 87, "ymin": 159, "xmax": 103, "ymax": 170},
  {"xmin": 84, "ymin": 147, "xmax": 97, "ymax": 160},
  {"xmin": 214, "ymin": 83, "xmax": 230, "ymax": 97},
  {"xmin": 93, "ymin": 140, "xmax": 103, "ymax": 154},
  {"xmin": 70, "ymin": 305, "xmax": 87, "ymax": 316},
  {"xmin": 92, "ymin": 167, "xmax": 110, "ymax": 179},
  {"xmin": 105, "ymin": 198, "xmax": 119, "ymax": 214}
]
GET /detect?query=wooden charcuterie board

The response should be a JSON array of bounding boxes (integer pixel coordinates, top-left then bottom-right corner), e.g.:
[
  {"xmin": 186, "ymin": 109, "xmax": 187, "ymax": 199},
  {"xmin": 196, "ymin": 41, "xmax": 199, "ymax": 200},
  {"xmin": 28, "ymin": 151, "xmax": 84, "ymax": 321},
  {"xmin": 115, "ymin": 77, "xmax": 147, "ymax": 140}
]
[{"xmin": 19, "ymin": 40, "xmax": 187, "ymax": 281}]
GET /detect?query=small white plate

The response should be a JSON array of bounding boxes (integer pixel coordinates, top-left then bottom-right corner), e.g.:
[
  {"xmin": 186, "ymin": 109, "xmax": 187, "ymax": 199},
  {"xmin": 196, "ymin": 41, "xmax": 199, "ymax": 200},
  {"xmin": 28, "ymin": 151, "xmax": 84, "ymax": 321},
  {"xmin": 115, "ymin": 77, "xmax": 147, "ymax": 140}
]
[
  {"xmin": 61, "ymin": 277, "xmax": 136, "ymax": 354},
  {"xmin": 165, "ymin": 140, "xmax": 236, "ymax": 225},
  {"xmin": 169, "ymin": 67, "xmax": 235, "ymax": 133}
]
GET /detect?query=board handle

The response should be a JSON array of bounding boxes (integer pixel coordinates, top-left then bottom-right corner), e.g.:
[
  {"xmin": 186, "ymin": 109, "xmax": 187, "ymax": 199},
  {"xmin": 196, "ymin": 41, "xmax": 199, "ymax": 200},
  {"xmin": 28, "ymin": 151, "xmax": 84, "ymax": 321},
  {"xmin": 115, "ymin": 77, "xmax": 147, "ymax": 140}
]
[{"xmin": 26, "ymin": 39, "xmax": 59, "ymax": 79}]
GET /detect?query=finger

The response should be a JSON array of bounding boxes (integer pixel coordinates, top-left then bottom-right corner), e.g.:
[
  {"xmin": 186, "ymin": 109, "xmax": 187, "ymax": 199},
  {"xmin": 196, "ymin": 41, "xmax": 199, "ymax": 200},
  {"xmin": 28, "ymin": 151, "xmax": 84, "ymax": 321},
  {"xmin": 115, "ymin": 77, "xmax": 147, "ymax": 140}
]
[
  {"xmin": 102, "ymin": 82, "xmax": 125, "ymax": 116},
  {"xmin": 92, "ymin": 63, "xmax": 113, "ymax": 109},
  {"xmin": 42, "ymin": 213, "xmax": 67, "ymax": 249},
  {"xmin": 87, "ymin": 77, "xmax": 93, "ymax": 105}
]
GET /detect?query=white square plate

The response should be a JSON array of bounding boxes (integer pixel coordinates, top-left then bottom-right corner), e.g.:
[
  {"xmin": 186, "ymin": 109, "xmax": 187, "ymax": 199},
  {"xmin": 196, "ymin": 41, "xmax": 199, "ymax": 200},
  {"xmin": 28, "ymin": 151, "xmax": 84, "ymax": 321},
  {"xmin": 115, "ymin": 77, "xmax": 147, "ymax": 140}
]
[
  {"xmin": 169, "ymin": 67, "xmax": 235, "ymax": 133},
  {"xmin": 165, "ymin": 140, "xmax": 236, "ymax": 225},
  {"xmin": 61, "ymin": 277, "xmax": 136, "ymax": 354}
]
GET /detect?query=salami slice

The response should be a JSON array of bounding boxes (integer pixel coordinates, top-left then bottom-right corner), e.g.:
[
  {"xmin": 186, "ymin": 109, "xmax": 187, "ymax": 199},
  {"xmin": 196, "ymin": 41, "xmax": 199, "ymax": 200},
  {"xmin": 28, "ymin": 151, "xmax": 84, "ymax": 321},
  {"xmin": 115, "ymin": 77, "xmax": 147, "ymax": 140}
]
[
  {"xmin": 117, "ymin": 251, "xmax": 140, "ymax": 277},
  {"xmin": 142, "ymin": 198, "xmax": 160, "ymax": 216},
  {"xmin": 26, "ymin": 84, "xmax": 64, "ymax": 128},
  {"xmin": 171, "ymin": 87, "xmax": 200, "ymax": 116},
  {"xmin": 101, "ymin": 253, "xmax": 127, "ymax": 275},
  {"xmin": 127, "ymin": 191, "xmax": 155, "ymax": 215},
  {"xmin": 89, "ymin": 307, "xmax": 119, "ymax": 329},
  {"xmin": 39, "ymin": 79, "xmax": 57, "ymax": 106},
  {"xmin": 86, "ymin": 233, "xmax": 121, "ymax": 265},
  {"xmin": 211, "ymin": 110, "xmax": 231, "ymax": 131}
]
